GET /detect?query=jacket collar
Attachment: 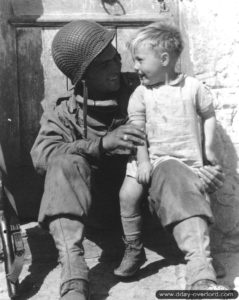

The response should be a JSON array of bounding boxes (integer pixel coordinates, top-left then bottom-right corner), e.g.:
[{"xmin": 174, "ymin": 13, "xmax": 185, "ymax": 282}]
[{"xmin": 75, "ymin": 95, "xmax": 118, "ymax": 107}]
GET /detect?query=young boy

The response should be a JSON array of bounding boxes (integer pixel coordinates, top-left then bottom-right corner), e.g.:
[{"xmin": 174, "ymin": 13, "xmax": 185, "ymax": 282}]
[{"xmin": 114, "ymin": 21, "xmax": 218, "ymax": 278}]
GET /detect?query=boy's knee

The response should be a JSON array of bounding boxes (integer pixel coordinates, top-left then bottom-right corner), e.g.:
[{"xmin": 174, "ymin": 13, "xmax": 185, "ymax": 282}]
[
  {"xmin": 119, "ymin": 188, "xmax": 129, "ymax": 211},
  {"xmin": 119, "ymin": 186, "xmax": 140, "ymax": 216},
  {"xmin": 119, "ymin": 187, "xmax": 128, "ymax": 203}
]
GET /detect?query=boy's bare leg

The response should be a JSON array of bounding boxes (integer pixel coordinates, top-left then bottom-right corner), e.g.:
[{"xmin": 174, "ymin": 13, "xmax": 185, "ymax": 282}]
[
  {"xmin": 119, "ymin": 176, "xmax": 144, "ymax": 237},
  {"xmin": 114, "ymin": 176, "xmax": 146, "ymax": 277}
]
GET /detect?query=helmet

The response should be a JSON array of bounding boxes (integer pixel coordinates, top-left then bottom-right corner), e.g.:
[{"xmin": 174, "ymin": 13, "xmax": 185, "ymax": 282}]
[{"xmin": 52, "ymin": 20, "xmax": 115, "ymax": 86}]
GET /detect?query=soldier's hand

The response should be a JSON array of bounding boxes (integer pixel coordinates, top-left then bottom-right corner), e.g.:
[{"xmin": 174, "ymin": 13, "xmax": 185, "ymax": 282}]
[{"xmin": 102, "ymin": 124, "xmax": 145, "ymax": 152}]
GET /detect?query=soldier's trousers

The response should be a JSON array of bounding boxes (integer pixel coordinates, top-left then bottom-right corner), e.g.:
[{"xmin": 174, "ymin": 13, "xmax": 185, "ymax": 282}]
[{"xmin": 41, "ymin": 155, "xmax": 216, "ymax": 294}]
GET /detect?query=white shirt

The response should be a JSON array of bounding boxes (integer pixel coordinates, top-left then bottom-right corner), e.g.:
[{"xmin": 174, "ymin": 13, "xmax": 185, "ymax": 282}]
[{"xmin": 128, "ymin": 74, "xmax": 215, "ymax": 169}]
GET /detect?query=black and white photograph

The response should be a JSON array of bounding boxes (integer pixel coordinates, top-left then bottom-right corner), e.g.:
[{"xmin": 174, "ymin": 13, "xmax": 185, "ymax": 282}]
[{"xmin": 0, "ymin": 1, "xmax": 239, "ymax": 299}]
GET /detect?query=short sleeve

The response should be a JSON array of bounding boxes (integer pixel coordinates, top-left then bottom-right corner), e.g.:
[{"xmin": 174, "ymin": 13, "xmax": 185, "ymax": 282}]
[
  {"xmin": 127, "ymin": 85, "xmax": 146, "ymax": 124},
  {"xmin": 196, "ymin": 82, "xmax": 215, "ymax": 119}
]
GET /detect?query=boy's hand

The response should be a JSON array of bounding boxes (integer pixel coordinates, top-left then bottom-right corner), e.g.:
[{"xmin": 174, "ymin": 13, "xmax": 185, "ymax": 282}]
[
  {"xmin": 137, "ymin": 161, "xmax": 152, "ymax": 185},
  {"xmin": 198, "ymin": 164, "xmax": 225, "ymax": 193}
]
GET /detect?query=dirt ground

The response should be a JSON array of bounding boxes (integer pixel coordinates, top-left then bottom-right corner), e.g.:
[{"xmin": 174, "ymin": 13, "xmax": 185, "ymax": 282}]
[{"xmin": 1, "ymin": 222, "xmax": 239, "ymax": 300}]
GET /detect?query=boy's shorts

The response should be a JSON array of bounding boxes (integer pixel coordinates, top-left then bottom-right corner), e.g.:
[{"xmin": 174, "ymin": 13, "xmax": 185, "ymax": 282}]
[{"xmin": 126, "ymin": 155, "xmax": 202, "ymax": 179}]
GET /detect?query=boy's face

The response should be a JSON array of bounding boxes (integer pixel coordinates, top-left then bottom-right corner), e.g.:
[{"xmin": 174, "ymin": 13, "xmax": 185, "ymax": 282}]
[
  {"xmin": 84, "ymin": 44, "xmax": 122, "ymax": 98},
  {"xmin": 133, "ymin": 43, "xmax": 166, "ymax": 86}
]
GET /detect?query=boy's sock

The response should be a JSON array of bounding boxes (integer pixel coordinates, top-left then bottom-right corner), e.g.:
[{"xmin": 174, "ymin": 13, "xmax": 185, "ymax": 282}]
[{"xmin": 121, "ymin": 214, "xmax": 143, "ymax": 238}]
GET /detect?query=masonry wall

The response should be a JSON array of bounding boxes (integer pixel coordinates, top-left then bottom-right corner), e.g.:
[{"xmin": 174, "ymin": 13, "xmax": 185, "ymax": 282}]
[{"xmin": 178, "ymin": 0, "xmax": 239, "ymax": 253}]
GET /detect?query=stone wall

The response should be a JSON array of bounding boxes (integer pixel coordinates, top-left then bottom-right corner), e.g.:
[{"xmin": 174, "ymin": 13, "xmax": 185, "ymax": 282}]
[{"xmin": 179, "ymin": 0, "xmax": 239, "ymax": 252}]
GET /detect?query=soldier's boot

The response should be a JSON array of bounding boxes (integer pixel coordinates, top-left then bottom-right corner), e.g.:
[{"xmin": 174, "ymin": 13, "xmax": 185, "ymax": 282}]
[
  {"xmin": 172, "ymin": 216, "xmax": 217, "ymax": 289},
  {"xmin": 61, "ymin": 280, "xmax": 90, "ymax": 300},
  {"xmin": 49, "ymin": 217, "xmax": 89, "ymax": 300}
]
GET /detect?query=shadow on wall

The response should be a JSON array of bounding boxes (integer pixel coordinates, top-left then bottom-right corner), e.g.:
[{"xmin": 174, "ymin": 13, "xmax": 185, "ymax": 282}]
[
  {"xmin": 211, "ymin": 122, "xmax": 239, "ymax": 249},
  {"xmin": 7, "ymin": 0, "xmax": 45, "ymax": 222},
  {"xmin": 210, "ymin": 122, "xmax": 239, "ymax": 287}
]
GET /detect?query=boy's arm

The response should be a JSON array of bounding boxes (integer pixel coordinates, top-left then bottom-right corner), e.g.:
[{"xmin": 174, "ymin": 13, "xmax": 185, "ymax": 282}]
[
  {"xmin": 196, "ymin": 82, "xmax": 224, "ymax": 192},
  {"xmin": 134, "ymin": 121, "xmax": 149, "ymax": 163},
  {"xmin": 127, "ymin": 86, "xmax": 152, "ymax": 184},
  {"xmin": 137, "ymin": 145, "xmax": 152, "ymax": 184},
  {"xmin": 132, "ymin": 120, "xmax": 152, "ymax": 184},
  {"xmin": 137, "ymin": 144, "xmax": 150, "ymax": 163},
  {"xmin": 202, "ymin": 114, "xmax": 218, "ymax": 165},
  {"xmin": 196, "ymin": 82, "xmax": 218, "ymax": 166}
]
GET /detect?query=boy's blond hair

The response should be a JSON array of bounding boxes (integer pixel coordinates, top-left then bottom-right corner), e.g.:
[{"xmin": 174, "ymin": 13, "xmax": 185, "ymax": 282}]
[{"xmin": 129, "ymin": 20, "xmax": 183, "ymax": 58}]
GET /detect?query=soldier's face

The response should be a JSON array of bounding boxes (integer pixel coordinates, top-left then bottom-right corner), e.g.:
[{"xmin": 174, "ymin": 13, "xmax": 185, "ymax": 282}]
[{"xmin": 84, "ymin": 44, "xmax": 122, "ymax": 97}]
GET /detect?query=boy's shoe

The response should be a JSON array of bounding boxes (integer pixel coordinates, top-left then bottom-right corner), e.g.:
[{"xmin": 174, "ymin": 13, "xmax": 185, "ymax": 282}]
[{"xmin": 113, "ymin": 237, "xmax": 146, "ymax": 277}]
